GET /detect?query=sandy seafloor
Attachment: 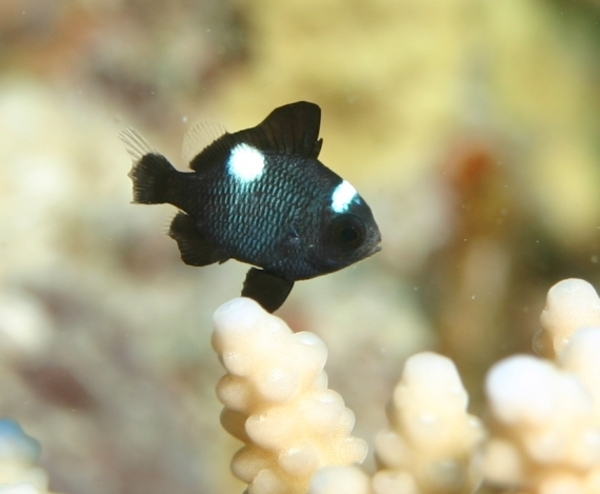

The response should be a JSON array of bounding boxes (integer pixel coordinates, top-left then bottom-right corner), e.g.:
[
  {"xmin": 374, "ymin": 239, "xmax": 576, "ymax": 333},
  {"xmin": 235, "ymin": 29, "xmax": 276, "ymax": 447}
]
[{"xmin": 1, "ymin": 0, "xmax": 600, "ymax": 492}]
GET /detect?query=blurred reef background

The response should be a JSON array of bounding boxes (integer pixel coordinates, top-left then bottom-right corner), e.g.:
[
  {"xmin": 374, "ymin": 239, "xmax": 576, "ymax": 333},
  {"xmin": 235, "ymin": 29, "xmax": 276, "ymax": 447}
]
[{"xmin": 1, "ymin": 0, "xmax": 600, "ymax": 492}]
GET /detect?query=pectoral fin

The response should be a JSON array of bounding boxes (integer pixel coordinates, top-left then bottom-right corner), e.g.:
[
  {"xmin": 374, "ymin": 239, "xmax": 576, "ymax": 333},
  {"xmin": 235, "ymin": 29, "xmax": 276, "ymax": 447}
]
[
  {"xmin": 169, "ymin": 212, "xmax": 229, "ymax": 266},
  {"xmin": 241, "ymin": 268, "xmax": 294, "ymax": 313}
]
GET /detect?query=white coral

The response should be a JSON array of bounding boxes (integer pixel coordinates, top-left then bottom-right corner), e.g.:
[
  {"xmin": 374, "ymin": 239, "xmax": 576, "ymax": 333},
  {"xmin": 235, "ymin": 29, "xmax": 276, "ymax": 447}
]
[
  {"xmin": 372, "ymin": 352, "xmax": 484, "ymax": 494},
  {"xmin": 309, "ymin": 353, "xmax": 484, "ymax": 494},
  {"xmin": 536, "ymin": 278, "xmax": 600, "ymax": 358},
  {"xmin": 483, "ymin": 279, "xmax": 600, "ymax": 494},
  {"xmin": 212, "ymin": 297, "xmax": 367, "ymax": 494},
  {"xmin": 214, "ymin": 279, "xmax": 600, "ymax": 494}
]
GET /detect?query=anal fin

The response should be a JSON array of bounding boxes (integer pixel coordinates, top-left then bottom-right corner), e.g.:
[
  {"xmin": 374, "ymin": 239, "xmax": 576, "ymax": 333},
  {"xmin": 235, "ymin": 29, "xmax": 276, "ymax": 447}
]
[
  {"xmin": 169, "ymin": 212, "xmax": 228, "ymax": 266},
  {"xmin": 241, "ymin": 268, "xmax": 294, "ymax": 313}
]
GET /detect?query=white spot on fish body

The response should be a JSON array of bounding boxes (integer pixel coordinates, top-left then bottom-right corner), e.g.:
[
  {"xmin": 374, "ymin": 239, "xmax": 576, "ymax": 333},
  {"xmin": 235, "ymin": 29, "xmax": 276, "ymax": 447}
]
[
  {"xmin": 331, "ymin": 180, "xmax": 358, "ymax": 213},
  {"xmin": 228, "ymin": 143, "xmax": 265, "ymax": 184}
]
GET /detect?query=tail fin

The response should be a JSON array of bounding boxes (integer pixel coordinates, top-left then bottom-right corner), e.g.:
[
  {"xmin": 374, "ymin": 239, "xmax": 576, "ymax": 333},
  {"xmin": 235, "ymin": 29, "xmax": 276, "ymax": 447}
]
[
  {"xmin": 128, "ymin": 153, "xmax": 176, "ymax": 204},
  {"xmin": 120, "ymin": 127, "xmax": 177, "ymax": 204}
]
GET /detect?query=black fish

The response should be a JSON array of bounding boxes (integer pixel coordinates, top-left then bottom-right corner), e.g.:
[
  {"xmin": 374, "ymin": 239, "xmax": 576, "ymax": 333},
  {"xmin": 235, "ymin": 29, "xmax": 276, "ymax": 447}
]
[{"xmin": 121, "ymin": 102, "xmax": 381, "ymax": 312}]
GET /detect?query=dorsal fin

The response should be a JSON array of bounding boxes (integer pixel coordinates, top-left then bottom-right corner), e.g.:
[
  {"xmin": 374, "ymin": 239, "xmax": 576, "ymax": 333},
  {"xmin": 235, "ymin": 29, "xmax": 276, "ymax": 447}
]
[
  {"xmin": 188, "ymin": 132, "xmax": 233, "ymax": 172},
  {"xmin": 235, "ymin": 101, "xmax": 323, "ymax": 159},
  {"xmin": 188, "ymin": 102, "xmax": 323, "ymax": 173},
  {"xmin": 182, "ymin": 120, "xmax": 227, "ymax": 165}
]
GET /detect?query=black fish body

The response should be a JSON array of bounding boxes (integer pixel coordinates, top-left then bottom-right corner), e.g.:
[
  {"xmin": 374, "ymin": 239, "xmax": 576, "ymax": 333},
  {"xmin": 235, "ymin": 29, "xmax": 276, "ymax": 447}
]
[{"xmin": 121, "ymin": 102, "xmax": 381, "ymax": 312}]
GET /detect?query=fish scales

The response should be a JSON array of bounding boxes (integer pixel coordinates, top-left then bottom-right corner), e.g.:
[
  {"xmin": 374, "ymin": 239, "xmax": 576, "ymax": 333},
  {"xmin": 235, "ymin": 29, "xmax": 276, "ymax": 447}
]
[{"xmin": 187, "ymin": 154, "xmax": 330, "ymax": 277}]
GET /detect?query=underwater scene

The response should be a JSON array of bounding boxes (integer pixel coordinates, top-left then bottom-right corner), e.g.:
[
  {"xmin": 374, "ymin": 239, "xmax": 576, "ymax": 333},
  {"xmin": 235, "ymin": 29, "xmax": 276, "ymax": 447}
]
[{"xmin": 1, "ymin": 0, "xmax": 600, "ymax": 493}]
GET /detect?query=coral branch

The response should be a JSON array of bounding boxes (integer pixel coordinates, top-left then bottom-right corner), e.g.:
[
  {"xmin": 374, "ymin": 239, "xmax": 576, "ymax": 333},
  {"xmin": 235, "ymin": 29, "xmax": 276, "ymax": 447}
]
[
  {"xmin": 212, "ymin": 298, "xmax": 367, "ymax": 494},
  {"xmin": 308, "ymin": 353, "xmax": 484, "ymax": 494},
  {"xmin": 536, "ymin": 278, "xmax": 600, "ymax": 358},
  {"xmin": 483, "ymin": 279, "xmax": 600, "ymax": 494},
  {"xmin": 372, "ymin": 352, "xmax": 484, "ymax": 494}
]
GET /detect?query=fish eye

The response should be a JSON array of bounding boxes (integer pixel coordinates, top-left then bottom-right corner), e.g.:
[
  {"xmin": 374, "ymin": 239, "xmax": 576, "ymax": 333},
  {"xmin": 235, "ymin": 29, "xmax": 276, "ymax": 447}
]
[{"xmin": 328, "ymin": 214, "xmax": 366, "ymax": 252}]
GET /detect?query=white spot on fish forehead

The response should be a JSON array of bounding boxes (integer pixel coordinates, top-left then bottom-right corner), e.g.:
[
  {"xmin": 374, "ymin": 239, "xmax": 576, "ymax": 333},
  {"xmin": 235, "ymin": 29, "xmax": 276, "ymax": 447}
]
[
  {"xmin": 331, "ymin": 179, "xmax": 358, "ymax": 213},
  {"xmin": 227, "ymin": 143, "xmax": 265, "ymax": 183}
]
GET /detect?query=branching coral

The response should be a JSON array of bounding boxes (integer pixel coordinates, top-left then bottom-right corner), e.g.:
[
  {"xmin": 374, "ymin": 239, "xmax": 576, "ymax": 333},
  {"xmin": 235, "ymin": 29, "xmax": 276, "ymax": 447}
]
[
  {"xmin": 213, "ymin": 298, "xmax": 483, "ymax": 494},
  {"xmin": 371, "ymin": 352, "xmax": 484, "ymax": 494},
  {"xmin": 211, "ymin": 298, "xmax": 368, "ymax": 494},
  {"xmin": 213, "ymin": 279, "xmax": 600, "ymax": 494},
  {"xmin": 309, "ymin": 354, "xmax": 484, "ymax": 494},
  {"xmin": 536, "ymin": 278, "xmax": 600, "ymax": 359},
  {"xmin": 483, "ymin": 279, "xmax": 600, "ymax": 494}
]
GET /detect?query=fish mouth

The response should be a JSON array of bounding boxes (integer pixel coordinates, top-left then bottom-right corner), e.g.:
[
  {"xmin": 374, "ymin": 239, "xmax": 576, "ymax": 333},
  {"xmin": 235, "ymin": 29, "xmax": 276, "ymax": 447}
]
[
  {"xmin": 353, "ymin": 231, "xmax": 381, "ymax": 261},
  {"xmin": 364, "ymin": 243, "xmax": 381, "ymax": 259},
  {"xmin": 365, "ymin": 226, "xmax": 382, "ymax": 257}
]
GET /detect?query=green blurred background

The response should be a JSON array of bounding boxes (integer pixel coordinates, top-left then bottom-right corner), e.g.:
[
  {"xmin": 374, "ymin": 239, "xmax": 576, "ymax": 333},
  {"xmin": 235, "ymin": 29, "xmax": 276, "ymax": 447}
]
[{"xmin": 1, "ymin": 0, "xmax": 600, "ymax": 492}]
